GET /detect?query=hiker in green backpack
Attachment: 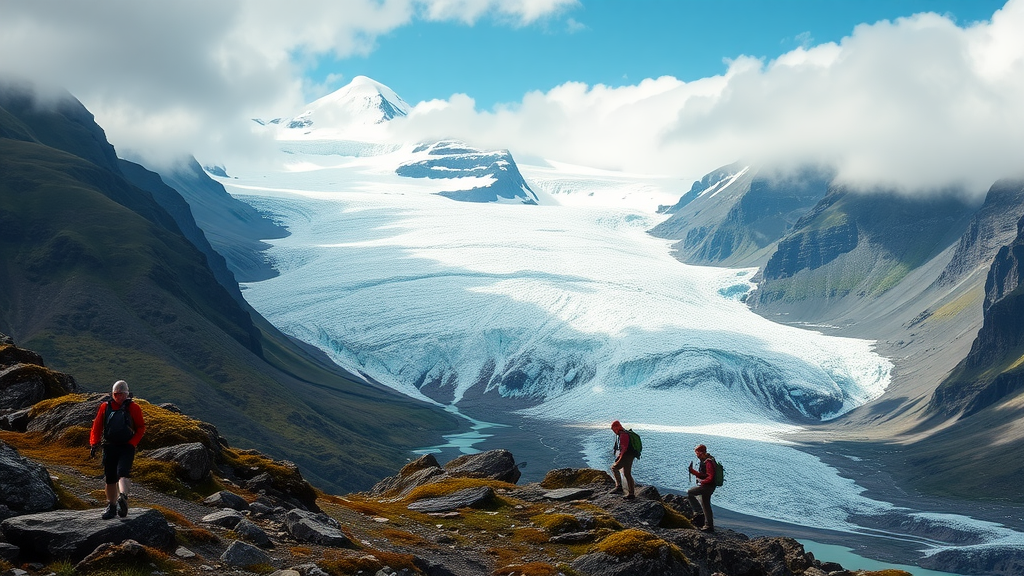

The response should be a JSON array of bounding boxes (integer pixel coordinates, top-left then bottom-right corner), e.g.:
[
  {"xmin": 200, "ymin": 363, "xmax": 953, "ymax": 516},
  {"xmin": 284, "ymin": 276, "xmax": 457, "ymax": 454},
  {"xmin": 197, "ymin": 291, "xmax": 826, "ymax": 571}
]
[
  {"xmin": 609, "ymin": 420, "xmax": 636, "ymax": 500},
  {"xmin": 687, "ymin": 443, "xmax": 717, "ymax": 532}
]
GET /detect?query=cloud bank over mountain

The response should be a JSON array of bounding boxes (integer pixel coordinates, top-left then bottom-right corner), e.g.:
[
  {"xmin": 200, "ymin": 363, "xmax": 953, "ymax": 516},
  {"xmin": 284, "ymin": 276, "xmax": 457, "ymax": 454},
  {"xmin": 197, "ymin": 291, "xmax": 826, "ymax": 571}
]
[
  {"xmin": 2, "ymin": 0, "xmax": 1022, "ymax": 194},
  {"xmin": 392, "ymin": 1, "xmax": 1024, "ymax": 195},
  {"xmin": 0, "ymin": 0, "xmax": 575, "ymax": 169}
]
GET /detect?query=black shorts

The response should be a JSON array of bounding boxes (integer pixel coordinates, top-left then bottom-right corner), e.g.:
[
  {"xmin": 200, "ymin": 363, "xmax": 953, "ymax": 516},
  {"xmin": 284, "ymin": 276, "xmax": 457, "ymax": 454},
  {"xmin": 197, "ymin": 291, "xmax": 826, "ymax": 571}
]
[{"xmin": 102, "ymin": 444, "xmax": 136, "ymax": 484}]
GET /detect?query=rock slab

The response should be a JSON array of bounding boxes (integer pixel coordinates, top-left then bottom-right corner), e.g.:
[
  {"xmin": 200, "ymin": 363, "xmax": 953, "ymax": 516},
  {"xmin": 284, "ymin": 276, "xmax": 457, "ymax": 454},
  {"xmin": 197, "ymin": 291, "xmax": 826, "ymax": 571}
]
[
  {"xmin": 407, "ymin": 486, "xmax": 495, "ymax": 513},
  {"xmin": 0, "ymin": 508, "xmax": 174, "ymax": 562}
]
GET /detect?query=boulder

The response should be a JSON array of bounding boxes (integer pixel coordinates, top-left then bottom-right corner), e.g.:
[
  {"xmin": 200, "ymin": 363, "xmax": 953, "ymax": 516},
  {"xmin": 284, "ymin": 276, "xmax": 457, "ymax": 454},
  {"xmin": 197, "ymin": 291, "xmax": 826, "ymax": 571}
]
[
  {"xmin": 443, "ymin": 449, "xmax": 521, "ymax": 484},
  {"xmin": 201, "ymin": 509, "xmax": 244, "ymax": 528},
  {"xmin": 0, "ymin": 364, "xmax": 77, "ymax": 411},
  {"xmin": 203, "ymin": 490, "xmax": 250, "ymax": 511},
  {"xmin": 0, "ymin": 408, "xmax": 31, "ymax": 432},
  {"xmin": 0, "ymin": 343, "xmax": 43, "ymax": 368},
  {"xmin": 284, "ymin": 509, "xmax": 350, "ymax": 547},
  {"xmin": 234, "ymin": 518, "xmax": 273, "ymax": 548},
  {"xmin": 543, "ymin": 488, "xmax": 593, "ymax": 501},
  {"xmin": 290, "ymin": 563, "xmax": 333, "ymax": 576},
  {"xmin": 0, "ymin": 333, "xmax": 13, "ymax": 346},
  {"xmin": 407, "ymin": 486, "xmax": 495, "ymax": 513},
  {"xmin": 0, "ymin": 441, "xmax": 58, "ymax": 514},
  {"xmin": 668, "ymin": 530, "xmax": 792, "ymax": 576},
  {"xmin": 25, "ymin": 393, "xmax": 105, "ymax": 442},
  {"xmin": 369, "ymin": 454, "xmax": 446, "ymax": 497},
  {"xmin": 0, "ymin": 508, "xmax": 174, "ymax": 562},
  {"xmin": 220, "ymin": 539, "xmax": 274, "ymax": 568},
  {"xmin": 571, "ymin": 547, "xmax": 692, "ymax": 576},
  {"xmin": 597, "ymin": 495, "xmax": 665, "ymax": 528},
  {"xmin": 0, "ymin": 541, "xmax": 19, "ymax": 562},
  {"xmin": 146, "ymin": 442, "xmax": 212, "ymax": 481},
  {"xmin": 74, "ymin": 539, "xmax": 148, "ymax": 572},
  {"xmin": 549, "ymin": 531, "xmax": 597, "ymax": 544}
]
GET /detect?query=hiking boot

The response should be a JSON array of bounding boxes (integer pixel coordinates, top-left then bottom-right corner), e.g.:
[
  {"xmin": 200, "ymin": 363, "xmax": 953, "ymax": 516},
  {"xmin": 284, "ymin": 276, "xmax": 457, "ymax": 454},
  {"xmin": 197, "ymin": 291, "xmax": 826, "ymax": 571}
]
[
  {"xmin": 699, "ymin": 525, "xmax": 715, "ymax": 533},
  {"xmin": 623, "ymin": 494, "xmax": 636, "ymax": 500},
  {"xmin": 609, "ymin": 487, "xmax": 624, "ymax": 494},
  {"xmin": 116, "ymin": 493, "xmax": 128, "ymax": 517},
  {"xmin": 101, "ymin": 503, "xmax": 117, "ymax": 520}
]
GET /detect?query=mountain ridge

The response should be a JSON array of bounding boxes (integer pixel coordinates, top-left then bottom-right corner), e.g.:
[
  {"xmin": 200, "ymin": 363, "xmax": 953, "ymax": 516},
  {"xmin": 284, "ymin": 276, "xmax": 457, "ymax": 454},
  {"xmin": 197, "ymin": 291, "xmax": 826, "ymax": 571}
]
[{"xmin": 0, "ymin": 80, "xmax": 460, "ymax": 493}]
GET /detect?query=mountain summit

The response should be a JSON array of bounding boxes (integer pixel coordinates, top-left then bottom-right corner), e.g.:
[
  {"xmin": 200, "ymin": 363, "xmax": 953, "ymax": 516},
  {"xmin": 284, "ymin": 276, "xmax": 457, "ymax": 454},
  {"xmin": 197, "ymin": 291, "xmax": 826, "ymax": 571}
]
[{"xmin": 259, "ymin": 76, "xmax": 410, "ymax": 134}]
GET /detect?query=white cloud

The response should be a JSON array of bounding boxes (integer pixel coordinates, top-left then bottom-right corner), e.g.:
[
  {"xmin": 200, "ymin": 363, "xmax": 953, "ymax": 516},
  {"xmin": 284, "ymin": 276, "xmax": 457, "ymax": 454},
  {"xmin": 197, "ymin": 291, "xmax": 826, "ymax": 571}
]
[
  {"xmin": 387, "ymin": 0, "xmax": 1024, "ymax": 195},
  {"xmin": 0, "ymin": 0, "xmax": 572, "ymax": 169}
]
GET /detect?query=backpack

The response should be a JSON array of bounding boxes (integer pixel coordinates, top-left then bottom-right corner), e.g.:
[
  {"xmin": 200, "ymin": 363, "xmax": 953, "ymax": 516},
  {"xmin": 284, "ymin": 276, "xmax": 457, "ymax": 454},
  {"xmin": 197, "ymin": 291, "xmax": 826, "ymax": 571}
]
[
  {"xmin": 103, "ymin": 398, "xmax": 135, "ymax": 445},
  {"xmin": 712, "ymin": 458, "xmax": 725, "ymax": 487},
  {"xmin": 627, "ymin": 429, "xmax": 642, "ymax": 459}
]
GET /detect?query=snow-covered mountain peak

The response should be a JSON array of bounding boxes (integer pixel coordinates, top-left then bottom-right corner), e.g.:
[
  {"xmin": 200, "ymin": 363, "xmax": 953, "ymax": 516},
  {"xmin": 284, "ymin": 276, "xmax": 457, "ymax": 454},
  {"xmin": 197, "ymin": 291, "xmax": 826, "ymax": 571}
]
[
  {"xmin": 256, "ymin": 76, "xmax": 410, "ymax": 137},
  {"xmin": 304, "ymin": 75, "xmax": 409, "ymax": 124}
]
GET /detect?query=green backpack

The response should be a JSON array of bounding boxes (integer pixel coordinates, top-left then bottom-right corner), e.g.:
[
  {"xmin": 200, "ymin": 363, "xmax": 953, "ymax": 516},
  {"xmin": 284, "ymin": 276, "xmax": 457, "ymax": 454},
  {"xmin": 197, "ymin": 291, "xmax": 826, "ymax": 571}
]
[
  {"xmin": 712, "ymin": 458, "xmax": 724, "ymax": 487},
  {"xmin": 627, "ymin": 429, "xmax": 642, "ymax": 459}
]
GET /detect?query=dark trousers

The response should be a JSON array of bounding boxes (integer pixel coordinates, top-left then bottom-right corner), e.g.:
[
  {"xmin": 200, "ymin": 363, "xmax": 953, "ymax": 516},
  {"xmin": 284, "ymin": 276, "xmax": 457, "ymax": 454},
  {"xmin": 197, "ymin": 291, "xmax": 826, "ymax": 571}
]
[
  {"xmin": 687, "ymin": 483, "xmax": 715, "ymax": 528},
  {"xmin": 102, "ymin": 444, "xmax": 136, "ymax": 484}
]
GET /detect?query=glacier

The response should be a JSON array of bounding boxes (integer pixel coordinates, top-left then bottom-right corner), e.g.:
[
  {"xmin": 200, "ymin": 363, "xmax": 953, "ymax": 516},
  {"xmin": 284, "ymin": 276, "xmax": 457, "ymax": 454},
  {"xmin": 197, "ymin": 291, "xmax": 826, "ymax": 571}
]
[
  {"xmin": 218, "ymin": 143, "xmax": 1024, "ymax": 559},
  {"xmin": 210, "ymin": 74, "xmax": 1024, "ymax": 571}
]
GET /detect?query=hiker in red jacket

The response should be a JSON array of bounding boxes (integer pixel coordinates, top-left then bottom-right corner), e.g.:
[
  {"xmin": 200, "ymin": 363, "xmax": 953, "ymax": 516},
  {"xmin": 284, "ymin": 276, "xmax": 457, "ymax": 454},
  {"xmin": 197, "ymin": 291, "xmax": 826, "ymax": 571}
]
[
  {"xmin": 687, "ymin": 443, "xmax": 717, "ymax": 532},
  {"xmin": 610, "ymin": 420, "xmax": 636, "ymax": 499},
  {"xmin": 89, "ymin": 380, "xmax": 146, "ymax": 520}
]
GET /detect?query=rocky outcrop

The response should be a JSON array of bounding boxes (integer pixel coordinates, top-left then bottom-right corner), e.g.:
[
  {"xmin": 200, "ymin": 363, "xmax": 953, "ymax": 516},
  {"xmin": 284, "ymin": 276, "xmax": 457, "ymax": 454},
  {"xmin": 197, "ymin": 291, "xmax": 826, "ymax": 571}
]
[
  {"xmin": 406, "ymin": 486, "xmax": 495, "ymax": 512},
  {"xmin": 397, "ymin": 141, "xmax": 539, "ymax": 205},
  {"xmin": 221, "ymin": 539, "xmax": 275, "ymax": 568},
  {"xmin": 931, "ymin": 211, "xmax": 1024, "ymax": 417},
  {"xmin": 368, "ymin": 449, "xmax": 522, "ymax": 498},
  {"xmin": 0, "ymin": 337, "xmax": 77, "ymax": 411},
  {"xmin": 651, "ymin": 164, "xmax": 832, "ymax": 268},
  {"xmin": 749, "ymin": 186, "xmax": 976, "ymax": 309},
  {"xmin": 146, "ymin": 442, "xmax": 213, "ymax": 481},
  {"xmin": 443, "ymin": 449, "xmax": 521, "ymax": 484},
  {"xmin": 284, "ymin": 509, "xmax": 350, "ymax": 547},
  {"xmin": 203, "ymin": 489, "xmax": 250, "ymax": 511},
  {"xmin": 0, "ymin": 508, "xmax": 174, "ymax": 562},
  {"xmin": 935, "ymin": 179, "xmax": 1024, "ymax": 288},
  {"xmin": 0, "ymin": 441, "xmax": 58, "ymax": 516}
]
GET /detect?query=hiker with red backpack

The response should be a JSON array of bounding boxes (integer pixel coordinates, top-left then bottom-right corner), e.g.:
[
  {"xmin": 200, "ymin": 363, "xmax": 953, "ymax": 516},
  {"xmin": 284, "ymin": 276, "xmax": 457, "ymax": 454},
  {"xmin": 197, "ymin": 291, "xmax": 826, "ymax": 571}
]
[
  {"xmin": 609, "ymin": 420, "xmax": 637, "ymax": 500},
  {"xmin": 687, "ymin": 443, "xmax": 717, "ymax": 532},
  {"xmin": 89, "ymin": 380, "xmax": 146, "ymax": 520}
]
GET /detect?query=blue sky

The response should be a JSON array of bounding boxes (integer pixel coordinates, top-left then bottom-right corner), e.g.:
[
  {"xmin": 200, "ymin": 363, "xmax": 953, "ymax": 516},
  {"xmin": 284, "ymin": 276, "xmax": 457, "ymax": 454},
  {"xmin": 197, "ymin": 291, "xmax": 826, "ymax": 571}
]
[{"xmin": 318, "ymin": 0, "xmax": 1008, "ymax": 108}]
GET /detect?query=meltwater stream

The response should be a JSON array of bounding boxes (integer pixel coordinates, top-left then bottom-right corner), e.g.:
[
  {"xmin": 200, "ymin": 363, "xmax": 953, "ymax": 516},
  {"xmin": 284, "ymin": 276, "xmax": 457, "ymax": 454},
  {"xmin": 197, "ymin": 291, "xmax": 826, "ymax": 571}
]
[{"xmin": 221, "ymin": 148, "xmax": 1024, "ymax": 567}]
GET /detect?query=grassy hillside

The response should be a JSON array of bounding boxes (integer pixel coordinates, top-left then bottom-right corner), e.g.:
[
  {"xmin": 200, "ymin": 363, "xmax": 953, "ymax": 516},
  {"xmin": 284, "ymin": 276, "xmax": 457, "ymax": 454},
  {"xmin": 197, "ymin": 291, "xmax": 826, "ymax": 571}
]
[{"xmin": 0, "ymin": 87, "xmax": 459, "ymax": 493}]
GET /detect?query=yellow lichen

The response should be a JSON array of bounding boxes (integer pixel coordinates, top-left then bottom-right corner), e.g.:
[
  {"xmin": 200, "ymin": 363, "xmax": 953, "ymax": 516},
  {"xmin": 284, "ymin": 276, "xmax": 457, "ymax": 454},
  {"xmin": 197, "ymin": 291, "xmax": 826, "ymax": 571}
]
[
  {"xmin": 539, "ymin": 468, "xmax": 610, "ymax": 489},
  {"xmin": 592, "ymin": 528, "xmax": 687, "ymax": 563},
  {"xmin": 531, "ymin": 513, "xmax": 581, "ymax": 535}
]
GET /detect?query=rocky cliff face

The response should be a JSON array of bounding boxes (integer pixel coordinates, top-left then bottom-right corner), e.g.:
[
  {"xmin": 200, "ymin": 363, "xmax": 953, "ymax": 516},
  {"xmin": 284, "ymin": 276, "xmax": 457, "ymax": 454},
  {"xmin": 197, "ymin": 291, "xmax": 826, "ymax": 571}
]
[
  {"xmin": 156, "ymin": 157, "xmax": 289, "ymax": 284},
  {"xmin": 931, "ymin": 209, "xmax": 1024, "ymax": 417},
  {"xmin": 651, "ymin": 164, "xmax": 831, "ymax": 268},
  {"xmin": 935, "ymin": 179, "xmax": 1024, "ymax": 289},
  {"xmin": 748, "ymin": 187, "xmax": 976, "ymax": 310}
]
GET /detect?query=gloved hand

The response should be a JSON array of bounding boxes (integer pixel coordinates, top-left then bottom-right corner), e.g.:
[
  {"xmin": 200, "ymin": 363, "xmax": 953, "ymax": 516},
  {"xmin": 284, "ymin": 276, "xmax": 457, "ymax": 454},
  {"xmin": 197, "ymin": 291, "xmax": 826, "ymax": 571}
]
[{"xmin": 89, "ymin": 445, "xmax": 98, "ymax": 459}]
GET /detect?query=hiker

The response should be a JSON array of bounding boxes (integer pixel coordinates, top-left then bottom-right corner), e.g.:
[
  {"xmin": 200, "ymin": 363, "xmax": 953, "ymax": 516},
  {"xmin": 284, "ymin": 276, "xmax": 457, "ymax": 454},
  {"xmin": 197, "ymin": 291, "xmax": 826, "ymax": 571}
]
[
  {"xmin": 89, "ymin": 380, "xmax": 146, "ymax": 520},
  {"xmin": 687, "ymin": 443, "xmax": 716, "ymax": 532},
  {"xmin": 610, "ymin": 420, "xmax": 636, "ymax": 499}
]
